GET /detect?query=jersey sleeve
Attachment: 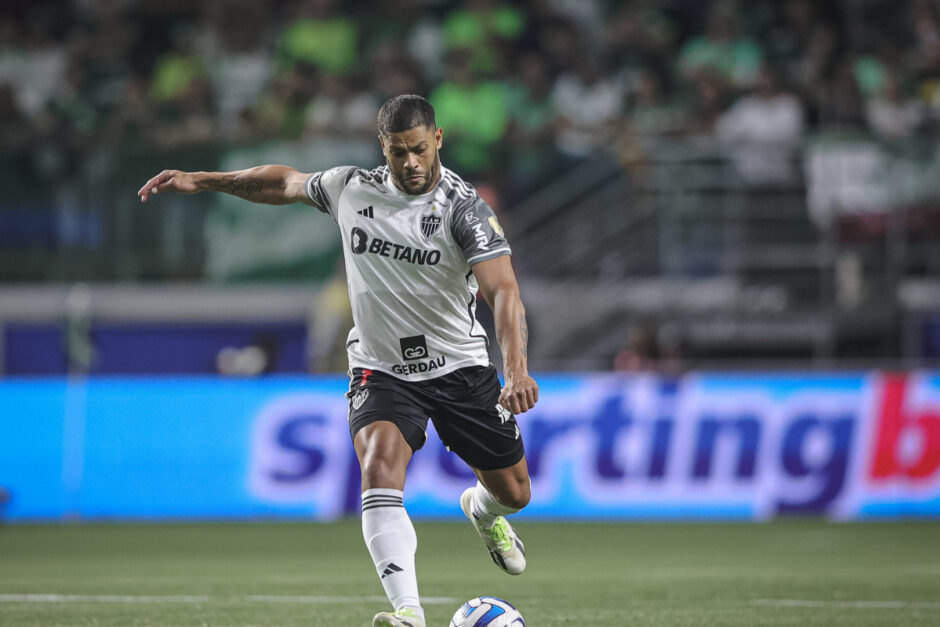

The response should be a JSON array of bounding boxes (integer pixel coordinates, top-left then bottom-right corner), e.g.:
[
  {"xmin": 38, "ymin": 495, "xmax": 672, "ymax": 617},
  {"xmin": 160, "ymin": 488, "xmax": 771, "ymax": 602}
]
[
  {"xmin": 450, "ymin": 195, "xmax": 512, "ymax": 265},
  {"xmin": 305, "ymin": 166, "xmax": 360, "ymax": 220}
]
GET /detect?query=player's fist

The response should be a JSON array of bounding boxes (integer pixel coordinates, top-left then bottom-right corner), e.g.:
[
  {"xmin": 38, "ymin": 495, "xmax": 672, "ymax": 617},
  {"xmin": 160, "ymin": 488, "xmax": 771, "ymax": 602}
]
[
  {"xmin": 499, "ymin": 371, "xmax": 539, "ymax": 415},
  {"xmin": 137, "ymin": 170, "xmax": 199, "ymax": 202}
]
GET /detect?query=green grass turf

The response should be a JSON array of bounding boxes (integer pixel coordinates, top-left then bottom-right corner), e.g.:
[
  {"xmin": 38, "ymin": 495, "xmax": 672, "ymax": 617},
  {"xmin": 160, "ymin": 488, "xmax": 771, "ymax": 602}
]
[{"xmin": 1, "ymin": 519, "xmax": 939, "ymax": 626}]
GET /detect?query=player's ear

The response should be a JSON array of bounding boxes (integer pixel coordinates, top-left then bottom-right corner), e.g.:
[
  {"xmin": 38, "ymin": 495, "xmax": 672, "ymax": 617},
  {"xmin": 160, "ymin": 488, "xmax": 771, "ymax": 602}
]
[
  {"xmin": 434, "ymin": 126, "xmax": 443, "ymax": 149},
  {"xmin": 378, "ymin": 134, "xmax": 386, "ymax": 152}
]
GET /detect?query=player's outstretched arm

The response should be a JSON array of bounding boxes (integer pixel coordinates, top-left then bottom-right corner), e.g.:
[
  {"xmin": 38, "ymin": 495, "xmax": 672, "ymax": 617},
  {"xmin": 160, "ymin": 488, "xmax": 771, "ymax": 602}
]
[
  {"xmin": 137, "ymin": 165, "xmax": 314, "ymax": 206},
  {"xmin": 473, "ymin": 255, "xmax": 539, "ymax": 415}
]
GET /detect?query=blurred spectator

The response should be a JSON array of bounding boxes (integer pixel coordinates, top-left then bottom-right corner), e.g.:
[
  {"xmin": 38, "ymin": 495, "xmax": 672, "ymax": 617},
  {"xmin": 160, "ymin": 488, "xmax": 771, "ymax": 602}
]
[
  {"xmin": 626, "ymin": 68, "xmax": 686, "ymax": 138},
  {"xmin": 543, "ymin": 0, "xmax": 605, "ymax": 48},
  {"xmin": 716, "ymin": 64, "xmax": 804, "ymax": 184},
  {"xmin": 276, "ymin": 0, "xmax": 359, "ymax": 75},
  {"xmin": 198, "ymin": 3, "xmax": 274, "ymax": 133},
  {"xmin": 816, "ymin": 55, "xmax": 867, "ymax": 130},
  {"xmin": 254, "ymin": 67, "xmax": 317, "ymax": 141},
  {"xmin": 79, "ymin": 5, "xmax": 138, "ymax": 111},
  {"xmin": 528, "ymin": 12, "xmax": 581, "ymax": 76},
  {"xmin": 152, "ymin": 77, "xmax": 218, "ymax": 149},
  {"xmin": 613, "ymin": 319, "xmax": 657, "ymax": 372},
  {"xmin": 0, "ymin": 82, "xmax": 32, "ymax": 150},
  {"xmin": 304, "ymin": 73, "xmax": 377, "ymax": 140},
  {"xmin": 551, "ymin": 55, "xmax": 624, "ymax": 160},
  {"xmin": 854, "ymin": 50, "xmax": 889, "ymax": 100},
  {"xmin": 613, "ymin": 318, "xmax": 684, "ymax": 375},
  {"xmin": 865, "ymin": 73, "xmax": 924, "ymax": 140},
  {"xmin": 617, "ymin": 67, "xmax": 685, "ymax": 174},
  {"xmin": 0, "ymin": 11, "xmax": 67, "ymax": 117},
  {"xmin": 0, "ymin": 82, "xmax": 32, "ymax": 199},
  {"xmin": 429, "ymin": 48, "xmax": 511, "ymax": 178},
  {"xmin": 606, "ymin": 0, "xmax": 678, "ymax": 86},
  {"xmin": 309, "ymin": 261, "xmax": 353, "ymax": 373},
  {"xmin": 104, "ymin": 76, "xmax": 154, "ymax": 147},
  {"xmin": 53, "ymin": 60, "xmax": 100, "ymax": 140},
  {"xmin": 761, "ymin": 0, "xmax": 836, "ymax": 95},
  {"xmin": 679, "ymin": 2, "xmax": 763, "ymax": 88},
  {"xmin": 63, "ymin": 283, "xmax": 95, "ymax": 374},
  {"xmin": 440, "ymin": 0, "xmax": 526, "ymax": 76},
  {"xmin": 683, "ymin": 71, "xmax": 728, "ymax": 136},
  {"xmin": 911, "ymin": 0, "xmax": 940, "ymax": 128},
  {"xmin": 504, "ymin": 51, "xmax": 557, "ymax": 201},
  {"xmin": 911, "ymin": 0, "xmax": 940, "ymax": 63},
  {"xmin": 362, "ymin": 0, "xmax": 444, "ymax": 82},
  {"xmin": 150, "ymin": 30, "xmax": 207, "ymax": 104},
  {"xmin": 29, "ymin": 57, "xmax": 103, "ymax": 188},
  {"xmin": 369, "ymin": 41, "xmax": 427, "ymax": 104}
]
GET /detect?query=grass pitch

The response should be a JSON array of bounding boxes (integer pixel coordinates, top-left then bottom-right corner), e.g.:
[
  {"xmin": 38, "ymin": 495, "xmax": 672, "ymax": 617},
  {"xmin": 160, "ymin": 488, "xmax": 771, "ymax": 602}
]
[{"xmin": 1, "ymin": 519, "xmax": 939, "ymax": 626}]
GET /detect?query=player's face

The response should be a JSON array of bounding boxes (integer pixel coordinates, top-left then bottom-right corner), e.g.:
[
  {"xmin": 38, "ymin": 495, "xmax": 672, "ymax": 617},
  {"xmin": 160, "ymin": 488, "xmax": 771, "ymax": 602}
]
[{"xmin": 380, "ymin": 125, "xmax": 443, "ymax": 195}]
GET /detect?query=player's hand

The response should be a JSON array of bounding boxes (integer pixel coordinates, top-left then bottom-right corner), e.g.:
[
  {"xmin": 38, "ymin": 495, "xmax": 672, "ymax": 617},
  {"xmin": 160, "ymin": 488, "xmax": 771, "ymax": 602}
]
[
  {"xmin": 499, "ymin": 371, "xmax": 539, "ymax": 415},
  {"xmin": 137, "ymin": 170, "xmax": 199, "ymax": 202}
]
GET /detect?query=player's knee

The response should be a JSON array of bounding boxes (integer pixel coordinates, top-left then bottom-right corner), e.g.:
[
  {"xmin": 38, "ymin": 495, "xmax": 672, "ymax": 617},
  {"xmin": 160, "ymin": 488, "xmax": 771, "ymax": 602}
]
[
  {"xmin": 355, "ymin": 424, "xmax": 412, "ymax": 490},
  {"xmin": 360, "ymin": 456, "xmax": 406, "ymax": 490},
  {"xmin": 500, "ymin": 480, "xmax": 531, "ymax": 510}
]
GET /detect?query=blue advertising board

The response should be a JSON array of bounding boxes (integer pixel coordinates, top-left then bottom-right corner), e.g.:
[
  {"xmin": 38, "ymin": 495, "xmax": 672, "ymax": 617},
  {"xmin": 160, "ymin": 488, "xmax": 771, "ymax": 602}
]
[
  {"xmin": 4, "ymin": 322, "xmax": 307, "ymax": 375},
  {"xmin": 1, "ymin": 372, "xmax": 939, "ymax": 521}
]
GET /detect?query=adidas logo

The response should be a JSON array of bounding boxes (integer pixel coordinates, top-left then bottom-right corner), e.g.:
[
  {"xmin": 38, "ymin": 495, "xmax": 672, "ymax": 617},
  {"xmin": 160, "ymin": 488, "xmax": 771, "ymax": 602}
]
[
  {"xmin": 381, "ymin": 562, "xmax": 403, "ymax": 579},
  {"xmin": 358, "ymin": 206, "xmax": 374, "ymax": 218}
]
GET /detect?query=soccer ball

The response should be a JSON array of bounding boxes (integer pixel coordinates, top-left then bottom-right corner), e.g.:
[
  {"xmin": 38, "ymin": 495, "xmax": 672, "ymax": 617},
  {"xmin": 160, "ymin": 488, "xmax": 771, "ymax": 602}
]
[{"xmin": 449, "ymin": 596, "xmax": 525, "ymax": 626}]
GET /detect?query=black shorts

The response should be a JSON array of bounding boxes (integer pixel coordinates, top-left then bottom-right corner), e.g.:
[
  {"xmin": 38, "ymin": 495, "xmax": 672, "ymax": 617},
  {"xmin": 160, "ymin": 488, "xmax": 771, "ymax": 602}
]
[{"xmin": 346, "ymin": 365, "xmax": 525, "ymax": 471}]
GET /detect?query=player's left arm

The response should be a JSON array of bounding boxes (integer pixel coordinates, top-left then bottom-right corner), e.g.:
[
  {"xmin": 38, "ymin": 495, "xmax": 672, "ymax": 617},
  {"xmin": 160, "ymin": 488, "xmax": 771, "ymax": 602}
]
[{"xmin": 473, "ymin": 255, "xmax": 539, "ymax": 414}]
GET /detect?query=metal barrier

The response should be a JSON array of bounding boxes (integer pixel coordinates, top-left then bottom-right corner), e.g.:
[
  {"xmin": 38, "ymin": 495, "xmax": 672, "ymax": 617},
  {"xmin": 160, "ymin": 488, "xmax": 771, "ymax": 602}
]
[{"xmin": 507, "ymin": 135, "xmax": 940, "ymax": 369}]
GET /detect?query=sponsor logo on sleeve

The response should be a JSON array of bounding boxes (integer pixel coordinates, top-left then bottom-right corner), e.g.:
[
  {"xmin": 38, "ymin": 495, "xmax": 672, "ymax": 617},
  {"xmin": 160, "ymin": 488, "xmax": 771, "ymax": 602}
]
[
  {"xmin": 464, "ymin": 212, "xmax": 490, "ymax": 251},
  {"xmin": 488, "ymin": 216, "xmax": 504, "ymax": 237}
]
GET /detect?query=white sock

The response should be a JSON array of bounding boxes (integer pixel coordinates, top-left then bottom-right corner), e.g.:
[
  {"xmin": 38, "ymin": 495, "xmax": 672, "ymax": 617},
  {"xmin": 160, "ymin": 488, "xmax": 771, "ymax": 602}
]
[
  {"xmin": 361, "ymin": 489, "xmax": 424, "ymax": 620},
  {"xmin": 469, "ymin": 480, "xmax": 520, "ymax": 527}
]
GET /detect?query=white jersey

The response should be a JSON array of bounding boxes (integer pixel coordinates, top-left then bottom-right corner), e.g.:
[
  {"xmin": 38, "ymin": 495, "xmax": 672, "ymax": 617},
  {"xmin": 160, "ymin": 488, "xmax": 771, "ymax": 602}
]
[{"xmin": 305, "ymin": 164, "xmax": 511, "ymax": 381}]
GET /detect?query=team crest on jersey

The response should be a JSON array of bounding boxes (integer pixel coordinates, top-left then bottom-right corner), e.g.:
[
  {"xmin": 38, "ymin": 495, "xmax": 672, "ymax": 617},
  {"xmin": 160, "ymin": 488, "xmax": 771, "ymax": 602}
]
[{"xmin": 421, "ymin": 213, "xmax": 442, "ymax": 238}]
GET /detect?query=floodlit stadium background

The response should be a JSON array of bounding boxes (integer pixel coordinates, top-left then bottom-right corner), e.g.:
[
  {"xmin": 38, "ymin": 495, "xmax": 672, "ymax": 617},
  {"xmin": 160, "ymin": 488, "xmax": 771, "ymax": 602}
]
[{"xmin": 1, "ymin": 0, "xmax": 940, "ymax": 524}]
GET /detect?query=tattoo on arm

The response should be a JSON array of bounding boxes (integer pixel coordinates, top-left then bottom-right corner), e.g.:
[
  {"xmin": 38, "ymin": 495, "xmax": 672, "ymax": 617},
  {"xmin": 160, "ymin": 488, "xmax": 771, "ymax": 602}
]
[
  {"xmin": 520, "ymin": 313, "xmax": 528, "ymax": 358},
  {"xmin": 228, "ymin": 181, "xmax": 265, "ymax": 199},
  {"xmin": 206, "ymin": 175, "xmax": 266, "ymax": 200}
]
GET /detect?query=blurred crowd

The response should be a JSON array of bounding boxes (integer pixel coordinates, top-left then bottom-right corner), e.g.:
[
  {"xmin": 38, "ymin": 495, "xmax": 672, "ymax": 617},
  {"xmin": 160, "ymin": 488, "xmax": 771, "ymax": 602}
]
[{"xmin": 3, "ymin": 0, "xmax": 940, "ymax": 205}]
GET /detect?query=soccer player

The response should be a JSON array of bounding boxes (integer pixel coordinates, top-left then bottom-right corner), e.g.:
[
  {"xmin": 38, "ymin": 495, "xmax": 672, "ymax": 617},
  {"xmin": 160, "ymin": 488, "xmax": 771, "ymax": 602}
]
[{"xmin": 138, "ymin": 94, "xmax": 538, "ymax": 627}]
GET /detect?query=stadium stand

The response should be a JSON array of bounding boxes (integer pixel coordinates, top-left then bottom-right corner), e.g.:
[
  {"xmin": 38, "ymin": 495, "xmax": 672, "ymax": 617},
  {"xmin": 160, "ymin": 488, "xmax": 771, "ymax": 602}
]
[{"xmin": 1, "ymin": 0, "xmax": 939, "ymax": 371}]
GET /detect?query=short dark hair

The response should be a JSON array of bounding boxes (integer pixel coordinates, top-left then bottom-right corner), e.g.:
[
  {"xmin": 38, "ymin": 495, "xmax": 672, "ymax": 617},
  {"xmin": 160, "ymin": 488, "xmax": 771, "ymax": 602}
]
[{"xmin": 377, "ymin": 94, "xmax": 436, "ymax": 136}]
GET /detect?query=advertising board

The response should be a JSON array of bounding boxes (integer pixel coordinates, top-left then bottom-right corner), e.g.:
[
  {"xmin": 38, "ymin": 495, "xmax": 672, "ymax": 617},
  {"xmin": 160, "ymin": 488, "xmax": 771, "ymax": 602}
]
[{"xmin": 1, "ymin": 372, "xmax": 937, "ymax": 520}]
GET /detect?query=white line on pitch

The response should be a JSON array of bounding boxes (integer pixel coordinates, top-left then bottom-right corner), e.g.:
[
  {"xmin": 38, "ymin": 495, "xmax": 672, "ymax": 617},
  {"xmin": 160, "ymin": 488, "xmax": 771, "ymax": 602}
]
[
  {"xmin": 0, "ymin": 595, "xmax": 210, "ymax": 603},
  {"xmin": 753, "ymin": 599, "xmax": 940, "ymax": 609},
  {"xmin": 245, "ymin": 595, "xmax": 457, "ymax": 605},
  {"xmin": 0, "ymin": 593, "xmax": 458, "ymax": 606}
]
